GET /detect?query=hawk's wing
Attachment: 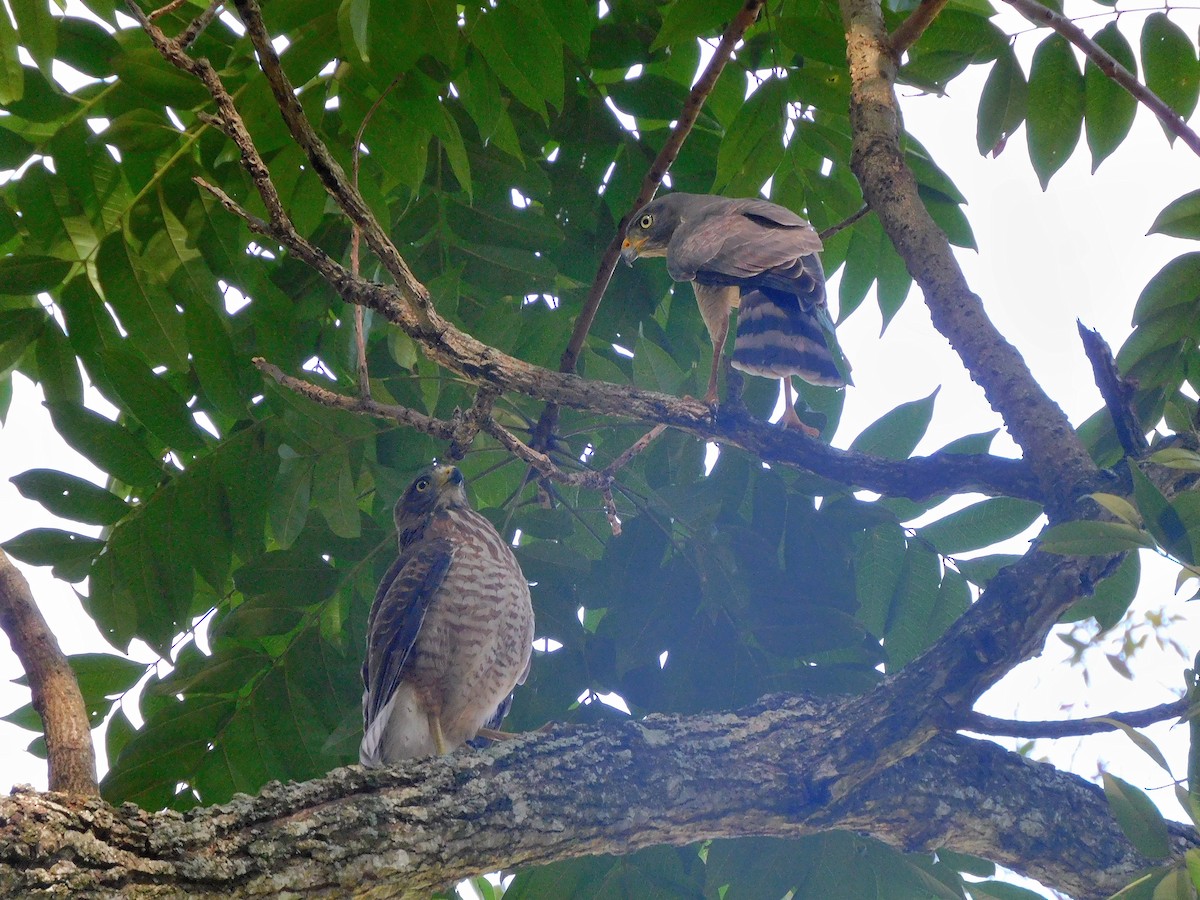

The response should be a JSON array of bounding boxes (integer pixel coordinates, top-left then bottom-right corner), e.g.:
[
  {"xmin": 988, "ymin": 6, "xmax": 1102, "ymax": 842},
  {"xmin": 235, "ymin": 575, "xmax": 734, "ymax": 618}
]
[
  {"xmin": 362, "ymin": 539, "xmax": 454, "ymax": 736},
  {"xmin": 669, "ymin": 209, "xmax": 824, "ymax": 302}
]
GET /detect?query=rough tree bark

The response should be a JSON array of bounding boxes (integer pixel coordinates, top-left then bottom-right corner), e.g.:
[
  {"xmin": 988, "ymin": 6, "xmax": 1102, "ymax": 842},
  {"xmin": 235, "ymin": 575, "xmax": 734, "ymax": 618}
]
[{"xmin": 2, "ymin": 703, "xmax": 1193, "ymax": 899}]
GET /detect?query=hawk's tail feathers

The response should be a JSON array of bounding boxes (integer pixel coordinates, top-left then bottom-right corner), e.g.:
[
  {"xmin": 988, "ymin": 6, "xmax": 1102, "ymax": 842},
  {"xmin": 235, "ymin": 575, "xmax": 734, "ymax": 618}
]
[{"xmin": 731, "ymin": 290, "xmax": 848, "ymax": 387}]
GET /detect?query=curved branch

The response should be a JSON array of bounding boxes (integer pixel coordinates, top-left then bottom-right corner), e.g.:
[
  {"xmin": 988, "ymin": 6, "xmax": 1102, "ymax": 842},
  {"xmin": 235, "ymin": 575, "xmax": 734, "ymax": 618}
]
[
  {"xmin": 253, "ymin": 354, "xmax": 1039, "ymax": 501},
  {"xmin": 0, "ymin": 551, "xmax": 97, "ymax": 796},
  {"xmin": 1001, "ymin": 0, "xmax": 1200, "ymax": 159},
  {"xmin": 0, "ymin": 702, "xmax": 1191, "ymax": 898},
  {"xmin": 963, "ymin": 698, "xmax": 1191, "ymax": 738},
  {"xmin": 840, "ymin": 0, "xmax": 1098, "ymax": 514}
]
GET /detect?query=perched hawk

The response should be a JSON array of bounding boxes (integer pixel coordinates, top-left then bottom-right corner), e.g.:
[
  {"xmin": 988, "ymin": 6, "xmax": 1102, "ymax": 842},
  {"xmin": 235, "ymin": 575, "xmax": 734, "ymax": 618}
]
[
  {"xmin": 360, "ymin": 463, "xmax": 534, "ymax": 764},
  {"xmin": 620, "ymin": 192, "xmax": 849, "ymax": 432}
]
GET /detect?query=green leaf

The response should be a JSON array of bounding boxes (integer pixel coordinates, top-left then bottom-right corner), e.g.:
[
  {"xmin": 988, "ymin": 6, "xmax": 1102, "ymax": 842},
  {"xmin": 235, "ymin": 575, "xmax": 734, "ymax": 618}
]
[
  {"xmin": 1093, "ymin": 717, "xmax": 1174, "ymax": 776},
  {"xmin": 11, "ymin": 0, "xmax": 56, "ymax": 78},
  {"xmin": 1039, "ymin": 520, "xmax": 1155, "ymax": 554},
  {"xmin": 1085, "ymin": 22, "xmax": 1137, "ymax": 172},
  {"xmin": 1026, "ymin": 34, "xmax": 1084, "ymax": 189},
  {"xmin": 1060, "ymin": 548, "xmax": 1141, "ymax": 628},
  {"xmin": 632, "ymin": 335, "xmax": 687, "ymax": 395},
  {"xmin": 0, "ymin": 308, "xmax": 45, "ymax": 376},
  {"xmin": 1149, "ymin": 189, "xmax": 1200, "ymax": 241},
  {"xmin": 884, "ymin": 543, "xmax": 942, "ymax": 670},
  {"xmin": 714, "ymin": 78, "xmax": 787, "ymax": 194},
  {"xmin": 1, "ymin": 528, "xmax": 103, "ymax": 582},
  {"xmin": 0, "ymin": 256, "xmax": 72, "ymax": 295},
  {"xmin": 849, "ymin": 388, "xmax": 939, "ymax": 460},
  {"xmin": 1090, "ymin": 492, "xmax": 1142, "ymax": 526},
  {"xmin": 112, "ymin": 47, "xmax": 210, "ymax": 108},
  {"xmin": 469, "ymin": 3, "xmax": 563, "ymax": 120},
  {"xmin": 652, "ymin": 0, "xmax": 743, "ymax": 50},
  {"xmin": 1130, "ymin": 462, "xmax": 1191, "ymax": 562},
  {"xmin": 1132, "ymin": 253, "xmax": 1200, "ymax": 326},
  {"xmin": 338, "ymin": 0, "xmax": 371, "ymax": 63},
  {"xmin": 1102, "ymin": 771, "xmax": 1171, "ymax": 859},
  {"xmin": 969, "ymin": 881, "xmax": 1055, "ymax": 900},
  {"xmin": 0, "ymin": 11, "xmax": 24, "ymax": 105},
  {"xmin": 96, "ymin": 232, "xmax": 188, "ymax": 369},
  {"xmin": 311, "ymin": 448, "xmax": 360, "ymax": 539},
  {"xmin": 1142, "ymin": 13, "xmax": 1200, "ymax": 126},
  {"xmin": 34, "ymin": 324, "xmax": 84, "ymax": 408},
  {"xmin": 102, "ymin": 346, "xmax": 208, "ymax": 456},
  {"xmin": 11, "ymin": 469, "xmax": 129, "ymax": 526},
  {"xmin": 918, "ymin": 498, "xmax": 1042, "ymax": 555},
  {"xmin": 1151, "ymin": 447, "xmax": 1200, "ymax": 471},
  {"xmin": 45, "ymin": 402, "xmax": 165, "ymax": 489},
  {"xmin": 56, "ymin": 16, "xmax": 120, "ymax": 79},
  {"xmin": 854, "ymin": 521, "xmax": 907, "ymax": 638},
  {"xmin": 977, "ymin": 49, "xmax": 1028, "ymax": 156}
]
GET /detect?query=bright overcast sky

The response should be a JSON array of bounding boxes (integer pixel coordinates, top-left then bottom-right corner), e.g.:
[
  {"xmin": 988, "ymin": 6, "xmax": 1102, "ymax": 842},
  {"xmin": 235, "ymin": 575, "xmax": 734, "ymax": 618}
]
[{"xmin": 1, "ymin": 11, "xmax": 1198, "ymax": 891}]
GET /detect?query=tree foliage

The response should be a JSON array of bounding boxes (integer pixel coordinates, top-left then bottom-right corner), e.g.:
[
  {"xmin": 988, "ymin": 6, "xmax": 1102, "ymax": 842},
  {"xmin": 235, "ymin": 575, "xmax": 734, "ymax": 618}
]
[{"xmin": 1, "ymin": 0, "xmax": 1199, "ymax": 896}]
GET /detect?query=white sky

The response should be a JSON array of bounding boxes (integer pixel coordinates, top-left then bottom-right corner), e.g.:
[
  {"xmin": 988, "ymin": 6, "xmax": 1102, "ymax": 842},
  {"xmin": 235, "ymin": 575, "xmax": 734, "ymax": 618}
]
[{"xmin": 1, "ymin": 6, "xmax": 1199, "ymax": 895}]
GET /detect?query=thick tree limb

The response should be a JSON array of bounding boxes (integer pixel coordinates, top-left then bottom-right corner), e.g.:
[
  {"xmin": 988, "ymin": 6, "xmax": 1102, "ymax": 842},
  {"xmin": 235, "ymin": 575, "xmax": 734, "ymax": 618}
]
[
  {"xmin": 0, "ymin": 699, "xmax": 1192, "ymax": 898},
  {"xmin": 1000, "ymin": 0, "xmax": 1200, "ymax": 159},
  {"xmin": 0, "ymin": 551, "xmax": 97, "ymax": 796},
  {"xmin": 963, "ymin": 697, "xmax": 1191, "ymax": 738},
  {"xmin": 841, "ymin": 0, "xmax": 1098, "ymax": 514}
]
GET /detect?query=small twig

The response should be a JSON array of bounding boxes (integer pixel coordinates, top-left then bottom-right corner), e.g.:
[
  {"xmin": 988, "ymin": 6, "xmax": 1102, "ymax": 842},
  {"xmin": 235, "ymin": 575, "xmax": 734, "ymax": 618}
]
[
  {"xmin": 148, "ymin": 0, "xmax": 189, "ymax": 18},
  {"xmin": 0, "ymin": 550, "xmax": 98, "ymax": 795},
  {"xmin": 449, "ymin": 386, "xmax": 500, "ymax": 461},
  {"xmin": 888, "ymin": 0, "xmax": 951, "ymax": 54},
  {"xmin": 818, "ymin": 205, "xmax": 871, "ymax": 242},
  {"xmin": 179, "ymin": 0, "xmax": 222, "ymax": 49},
  {"xmin": 602, "ymin": 423, "xmax": 667, "ymax": 477},
  {"xmin": 960, "ymin": 698, "xmax": 1190, "ymax": 738},
  {"xmin": 601, "ymin": 486, "xmax": 622, "ymax": 536},
  {"xmin": 1001, "ymin": 0, "xmax": 1200, "ymax": 159},
  {"xmin": 1077, "ymin": 321, "xmax": 1149, "ymax": 457},
  {"xmin": 254, "ymin": 358, "xmax": 458, "ymax": 441},
  {"xmin": 349, "ymin": 76, "xmax": 403, "ymax": 401}
]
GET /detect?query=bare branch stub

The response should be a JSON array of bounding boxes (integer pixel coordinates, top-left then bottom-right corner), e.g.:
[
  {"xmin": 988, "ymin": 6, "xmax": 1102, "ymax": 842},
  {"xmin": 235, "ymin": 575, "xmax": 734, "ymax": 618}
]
[
  {"xmin": 1078, "ymin": 321, "xmax": 1149, "ymax": 457},
  {"xmin": 0, "ymin": 550, "xmax": 98, "ymax": 796}
]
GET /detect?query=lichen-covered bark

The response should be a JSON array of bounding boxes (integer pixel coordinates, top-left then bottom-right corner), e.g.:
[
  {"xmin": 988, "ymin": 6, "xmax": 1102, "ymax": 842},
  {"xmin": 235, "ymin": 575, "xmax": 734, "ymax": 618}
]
[{"xmin": 1, "ymin": 704, "xmax": 1192, "ymax": 898}]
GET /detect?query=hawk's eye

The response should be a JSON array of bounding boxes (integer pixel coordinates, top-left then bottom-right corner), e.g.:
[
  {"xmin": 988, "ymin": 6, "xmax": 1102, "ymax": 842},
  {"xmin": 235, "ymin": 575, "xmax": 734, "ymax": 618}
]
[
  {"xmin": 639, "ymin": 214, "xmax": 653, "ymax": 229},
  {"xmin": 415, "ymin": 477, "xmax": 431, "ymax": 492}
]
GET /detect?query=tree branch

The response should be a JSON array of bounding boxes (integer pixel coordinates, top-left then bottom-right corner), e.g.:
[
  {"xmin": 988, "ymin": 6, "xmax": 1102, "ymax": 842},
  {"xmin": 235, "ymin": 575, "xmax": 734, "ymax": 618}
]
[
  {"xmin": 962, "ymin": 697, "xmax": 1191, "ymax": 738},
  {"xmin": 888, "ymin": 0, "xmax": 950, "ymax": 54},
  {"xmin": 1078, "ymin": 321, "xmax": 1150, "ymax": 457},
  {"xmin": 0, "ymin": 701, "xmax": 1191, "ymax": 897},
  {"xmin": 1000, "ymin": 0, "xmax": 1200, "ymax": 159},
  {"xmin": 252, "ymin": 358, "xmax": 1041, "ymax": 502},
  {"xmin": 0, "ymin": 551, "xmax": 97, "ymax": 796},
  {"xmin": 840, "ymin": 0, "xmax": 1099, "ymax": 515}
]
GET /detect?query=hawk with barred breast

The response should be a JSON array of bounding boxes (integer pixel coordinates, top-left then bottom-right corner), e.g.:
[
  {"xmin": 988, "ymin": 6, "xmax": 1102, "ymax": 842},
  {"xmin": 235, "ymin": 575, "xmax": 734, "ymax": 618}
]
[{"xmin": 360, "ymin": 463, "xmax": 534, "ymax": 764}]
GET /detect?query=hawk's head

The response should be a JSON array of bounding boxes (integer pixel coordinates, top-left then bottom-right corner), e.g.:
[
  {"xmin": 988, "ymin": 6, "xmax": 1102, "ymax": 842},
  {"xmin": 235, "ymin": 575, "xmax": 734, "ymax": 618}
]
[
  {"xmin": 621, "ymin": 195, "xmax": 686, "ymax": 265},
  {"xmin": 394, "ymin": 463, "xmax": 469, "ymax": 535}
]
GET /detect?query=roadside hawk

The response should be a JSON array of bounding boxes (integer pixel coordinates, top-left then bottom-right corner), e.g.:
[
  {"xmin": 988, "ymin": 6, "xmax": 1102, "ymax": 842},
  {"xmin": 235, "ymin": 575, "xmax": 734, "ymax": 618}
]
[
  {"xmin": 360, "ymin": 463, "xmax": 534, "ymax": 764},
  {"xmin": 620, "ymin": 192, "xmax": 849, "ymax": 432}
]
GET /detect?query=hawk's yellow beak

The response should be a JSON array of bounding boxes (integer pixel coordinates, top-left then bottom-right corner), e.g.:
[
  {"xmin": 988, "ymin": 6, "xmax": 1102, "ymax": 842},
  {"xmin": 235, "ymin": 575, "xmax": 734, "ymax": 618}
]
[{"xmin": 620, "ymin": 236, "xmax": 644, "ymax": 267}]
